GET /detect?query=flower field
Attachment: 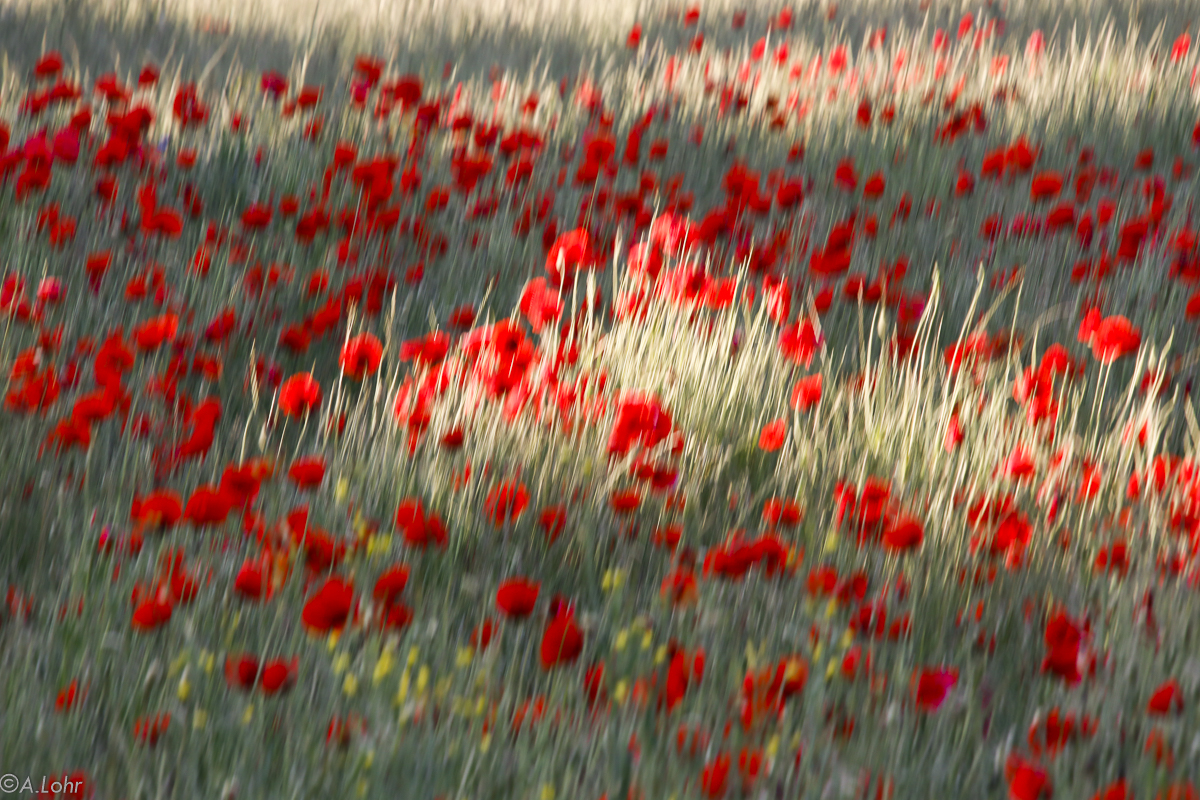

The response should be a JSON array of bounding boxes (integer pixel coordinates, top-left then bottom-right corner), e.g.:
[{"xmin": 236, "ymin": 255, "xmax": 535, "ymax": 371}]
[{"xmin": 3, "ymin": 0, "xmax": 1200, "ymax": 797}]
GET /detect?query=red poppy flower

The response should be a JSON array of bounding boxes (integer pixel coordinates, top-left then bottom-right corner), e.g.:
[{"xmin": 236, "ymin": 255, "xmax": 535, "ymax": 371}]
[
  {"xmin": 287, "ymin": 455, "xmax": 326, "ymax": 489},
  {"xmin": 649, "ymin": 213, "xmax": 695, "ymax": 255},
  {"xmin": 142, "ymin": 208, "xmax": 184, "ymax": 238},
  {"xmin": 225, "ymin": 653, "xmax": 260, "ymax": 690},
  {"xmin": 395, "ymin": 498, "xmax": 448, "ymax": 549},
  {"xmin": 398, "ymin": 331, "xmax": 450, "ymax": 366},
  {"xmin": 131, "ymin": 597, "xmax": 172, "ymax": 631},
  {"xmin": 1171, "ymin": 33, "xmax": 1192, "ymax": 63},
  {"xmin": 778, "ymin": 320, "xmax": 823, "ymax": 366},
  {"xmin": 183, "ymin": 486, "xmax": 233, "ymax": 527},
  {"xmin": 138, "ymin": 63, "xmax": 160, "ymax": 86},
  {"xmin": 372, "ymin": 565, "xmax": 411, "ymax": 607},
  {"xmin": 834, "ymin": 159, "xmax": 858, "ymax": 191},
  {"xmin": 1027, "ymin": 706, "xmax": 1096, "ymax": 758},
  {"xmin": 1089, "ymin": 315, "xmax": 1141, "ymax": 363},
  {"xmin": 353, "ymin": 55, "xmax": 383, "ymax": 85},
  {"xmin": 259, "ymin": 657, "xmax": 298, "ymax": 695},
  {"xmin": 234, "ymin": 558, "xmax": 268, "ymax": 600},
  {"xmin": 662, "ymin": 647, "xmax": 694, "ymax": 712},
  {"xmin": 883, "ymin": 517, "xmax": 924, "ymax": 551},
  {"xmin": 607, "ymin": 392, "xmax": 675, "ymax": 457},
  {"xmin": 448, "ymin": 304, "xmax": 476, "ymax": 329},
  {"xmin": 172, "ymin": 84, "xmax": 208, "ymax": 128},
  {"xmin": 582, "ymin": 661, "xmax": 608, "ymax": 709},
  {"xmin": 661, "ymin": 566, "xmax": 699, "ymax": 607},
  {"xmin": 1156, "ymin": 783, "xmax": 1197, "ymax": 800},
  {"xmin": 130, "ymin": 490, "xmax": 183, "ymax": 529},
  {"xmin": 55, "ymin": 678, "xmax": 83, "ymax": 712},
  {"xmin": 1148, "ymin": 679, "xmax": 1184, "ymax": 716},
  {"xmin": 540, "ymin": 607, "xmax": 583, "ymax": 669},
  {"xmin": 545, "ymin": 228, "xmax": 594, "ymax": 288},
  {"xmin": 132, "ymin": 712, "xmax": 171, "ymax": 746},
  {"xmin": 220, "ymin": 462, "xmax": 267, "ymax": 508},
  {"xmin": 860, "ymin": 173, "xmax": 886, "ymax": 200},
  {"xmin": 496, "ymin": 578, "xmax": 540, "ymax": 619},
  {"xmin": 1025, "ymin": 31, "xmax": 1046, "ymax": 62},
  {"xmin": 301, "ymin": 576, "xmax": 355, "ymax": 634},
  {"xmin": 34, "ymin": 51, "xmax": 64, "ymax": 79},
  {"xmin": 168, "ymin": 567, "xmax": 200, "ymax": 605},
  {"xmin": 610, "ymin": 488, "xmax": 642, "ymax": 514},
  {"xmin": 384, "ymin": 73, "xmax": 422, "ymax": 109},
  {"xmin": 261, "ymin": 71, "xmax": 288, "ymax": 98},
  {"xmin": 912, "ymin": 666, "xmax": 957, "ymax": 712},
  {"xmin": 1042, "ymin": 611, "xmax": 1086, "ymax": 683},
  {"xmin": 758, "ymin": 418, "xmax": 786, "ymax": 451},
  {"xmin": 471, "ymin": 618, "xmax": 496, "ymax": 650},
  {"xmin": 790, "ymin": 374, "xmax": 822, "ymax": 412},
  {"xmin": 241, "ymin": 203, "xmax": 272, "ymax": 230},
  {"xmin": 1005, "ymin": 754, "xmax": 1052, "ymax": 800},
  {"xmin": 133, "ymin": 313, "xmax": 179, "ymax": 351},
  {"xmin": 763, "ymin": 498, "xmax": 803, "ymax": 527},
  {"xmin": 484, "ymin": 479, "xmax": 530, "ymax": 527},
  {"xmin": 71, "ymin": 387, "xmax": 118, "ymax": 426},
  {"xmin": 1090, "ymin": 779, "xmax": 1131, "ymax": 800},
  {"xmin": 278, "ymin": 373, "xmax": 321, "ymax": 418},
  {"xmin": 438, "ymin": 427, "xmax": 465, "ymax": 450},
  {"xmin": 1030, "ymin": 171, "xmax": 1063, "ymax": 202},
  {"xmin": 701, "ymin": 753, "xmax": 732, "ymax": 799},
  {"xmin": 539, "ymin": 505, "xmax": 567, "ymax": 543},
  {"xmin": 519, "ymin": 278, "xmax": 564, "ymax": 334},
  {"xmin": 379, "ymin": 603, "xmax": 413, "ymax": 631},
  {"xmin": 339, "ymin": 333, "xmax": 384, "ymax": 380}
]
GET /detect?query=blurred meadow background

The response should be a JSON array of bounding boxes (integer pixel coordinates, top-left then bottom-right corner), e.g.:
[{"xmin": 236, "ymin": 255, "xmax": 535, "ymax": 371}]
[{"xmin": 2, "ymin": 0, "xmax": 1200, "ymax": 798}]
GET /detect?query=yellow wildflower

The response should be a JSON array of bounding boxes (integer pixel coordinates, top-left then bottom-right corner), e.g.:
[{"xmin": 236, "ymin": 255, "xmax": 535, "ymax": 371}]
[
  {"xmin": 373, "ymin": 650, "xmax": 395, "ymax": 685},
  {"xmin": 416, "ymin": 665, "xmax": 429, "ymax": 694},
  {"xmin": 395, "ymin": 671, "xmax": 410, "ymax": 706}
]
